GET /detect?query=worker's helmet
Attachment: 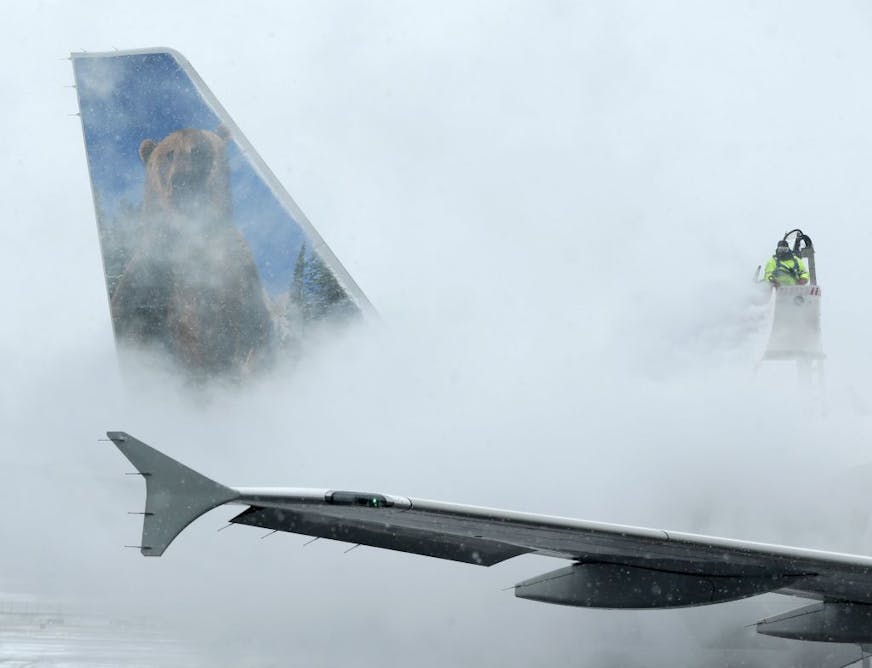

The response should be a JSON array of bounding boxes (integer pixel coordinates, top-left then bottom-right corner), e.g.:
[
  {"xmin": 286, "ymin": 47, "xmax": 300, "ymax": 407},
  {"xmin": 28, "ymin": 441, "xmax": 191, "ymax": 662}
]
[{"xmin": 775, "ymin": 239, "xmax": 791, "ymax": 259}]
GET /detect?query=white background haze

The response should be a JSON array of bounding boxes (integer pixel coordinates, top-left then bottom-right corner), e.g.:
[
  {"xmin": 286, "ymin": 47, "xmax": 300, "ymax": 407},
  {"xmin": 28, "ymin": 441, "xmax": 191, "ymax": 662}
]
[{"xmin": 1, "ymin": 1, "xmax": 872, "ymax": 666}]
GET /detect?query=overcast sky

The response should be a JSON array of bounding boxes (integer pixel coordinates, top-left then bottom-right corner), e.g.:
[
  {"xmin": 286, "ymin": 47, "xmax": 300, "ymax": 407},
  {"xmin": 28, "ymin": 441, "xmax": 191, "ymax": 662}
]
[{"xmin": 1, "ymin": 2, "xmax": 872, "ymax": 666}]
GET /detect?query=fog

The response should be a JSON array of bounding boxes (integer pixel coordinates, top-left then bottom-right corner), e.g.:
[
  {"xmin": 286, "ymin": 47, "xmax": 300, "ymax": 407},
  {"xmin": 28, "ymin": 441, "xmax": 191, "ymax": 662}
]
[{"xmin": 1, "ymin": 1, "xmax": 872, "ymax": 666}]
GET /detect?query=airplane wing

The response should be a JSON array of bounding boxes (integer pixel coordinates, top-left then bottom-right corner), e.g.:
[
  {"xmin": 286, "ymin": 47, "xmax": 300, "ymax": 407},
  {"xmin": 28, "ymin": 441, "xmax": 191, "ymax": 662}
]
[
  {"xmin": 71, "ymin": 49, "xmax": 372, "ymax": 380},
  {"xmin": 109, "ymin": 431, "xmax": 872, "ymax": 647}
]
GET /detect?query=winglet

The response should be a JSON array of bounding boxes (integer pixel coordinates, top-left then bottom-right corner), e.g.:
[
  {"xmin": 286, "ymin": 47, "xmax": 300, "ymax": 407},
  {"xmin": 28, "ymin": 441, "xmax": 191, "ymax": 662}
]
[{"xmin": 107, "ymin": 432, "xmax": 239, "ymax": 556}]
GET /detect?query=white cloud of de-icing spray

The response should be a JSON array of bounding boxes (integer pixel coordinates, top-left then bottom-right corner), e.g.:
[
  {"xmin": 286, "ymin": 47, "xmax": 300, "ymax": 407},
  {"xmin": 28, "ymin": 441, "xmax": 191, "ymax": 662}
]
[{"xmin": 1, "ymin": 1, "xmax": 872, "ymax": 666}]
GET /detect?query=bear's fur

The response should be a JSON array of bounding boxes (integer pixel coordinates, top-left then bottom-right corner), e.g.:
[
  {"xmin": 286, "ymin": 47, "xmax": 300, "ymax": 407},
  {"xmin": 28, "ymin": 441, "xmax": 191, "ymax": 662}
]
[{"xmin": 111, "ymin": 127, "xmax": 273, "ymax": 378}]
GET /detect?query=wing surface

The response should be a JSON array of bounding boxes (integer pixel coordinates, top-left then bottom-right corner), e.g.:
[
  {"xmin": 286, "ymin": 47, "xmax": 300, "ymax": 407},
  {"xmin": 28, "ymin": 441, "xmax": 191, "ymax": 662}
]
[
  {"xmin": 230, "ymin": 491, "xmax": 872, "ymax": 599},
  {"xmin": 110, "ymin": 431, "xmax": 872, "ymax": 613}
]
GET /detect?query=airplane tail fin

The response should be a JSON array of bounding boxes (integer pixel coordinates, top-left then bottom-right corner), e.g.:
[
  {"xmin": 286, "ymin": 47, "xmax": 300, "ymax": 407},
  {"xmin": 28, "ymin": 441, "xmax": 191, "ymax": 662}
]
[
  {"xmin": 72, "ymin": 48, "xmax": 372, "ymax": 380},
  {"xmin": 107, "ymin": 431, "xmax": 238, "ymax": 556}
]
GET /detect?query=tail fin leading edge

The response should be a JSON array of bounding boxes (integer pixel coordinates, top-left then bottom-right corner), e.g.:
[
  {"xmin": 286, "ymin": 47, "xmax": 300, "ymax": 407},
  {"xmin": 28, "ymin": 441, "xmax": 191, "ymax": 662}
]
[{"xmin": 107, "ymin": 431, "xmax": 238, "ymax": 556}]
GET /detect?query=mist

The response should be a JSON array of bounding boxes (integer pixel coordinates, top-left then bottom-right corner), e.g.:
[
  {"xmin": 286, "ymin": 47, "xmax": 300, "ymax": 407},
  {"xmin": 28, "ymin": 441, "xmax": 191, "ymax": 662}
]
[{"xmin": 1, "ymin": 1, "xmax": 872, "ymax": 666}]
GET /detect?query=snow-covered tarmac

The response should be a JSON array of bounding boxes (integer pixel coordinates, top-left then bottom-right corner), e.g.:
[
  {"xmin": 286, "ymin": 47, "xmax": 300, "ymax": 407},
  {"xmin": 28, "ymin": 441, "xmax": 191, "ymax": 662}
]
[{"xmin": 0, "ymin": 608, "xmax": 194, "ymax": 667}]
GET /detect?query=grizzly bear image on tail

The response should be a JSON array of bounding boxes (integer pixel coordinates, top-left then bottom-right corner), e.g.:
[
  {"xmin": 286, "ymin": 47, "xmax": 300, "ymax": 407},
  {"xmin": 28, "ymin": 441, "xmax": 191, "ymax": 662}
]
[{"xmin": 110, "ymin": 127, "xmax": 274, "ymax": 378}]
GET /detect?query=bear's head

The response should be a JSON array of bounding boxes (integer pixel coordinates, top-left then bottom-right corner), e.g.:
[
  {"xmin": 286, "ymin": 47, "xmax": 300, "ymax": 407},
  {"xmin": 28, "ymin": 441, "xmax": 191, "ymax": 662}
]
[{"xmin": 139, "ymin": 126, "xmax": 232, "ymax": 220}]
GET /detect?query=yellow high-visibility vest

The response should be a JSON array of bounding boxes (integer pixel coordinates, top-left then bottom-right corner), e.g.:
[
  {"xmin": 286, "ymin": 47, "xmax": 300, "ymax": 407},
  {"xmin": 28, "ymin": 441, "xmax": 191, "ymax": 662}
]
[{"xmin": 763, "ymin": 255, "xmax": 809, "ymax": 285}]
